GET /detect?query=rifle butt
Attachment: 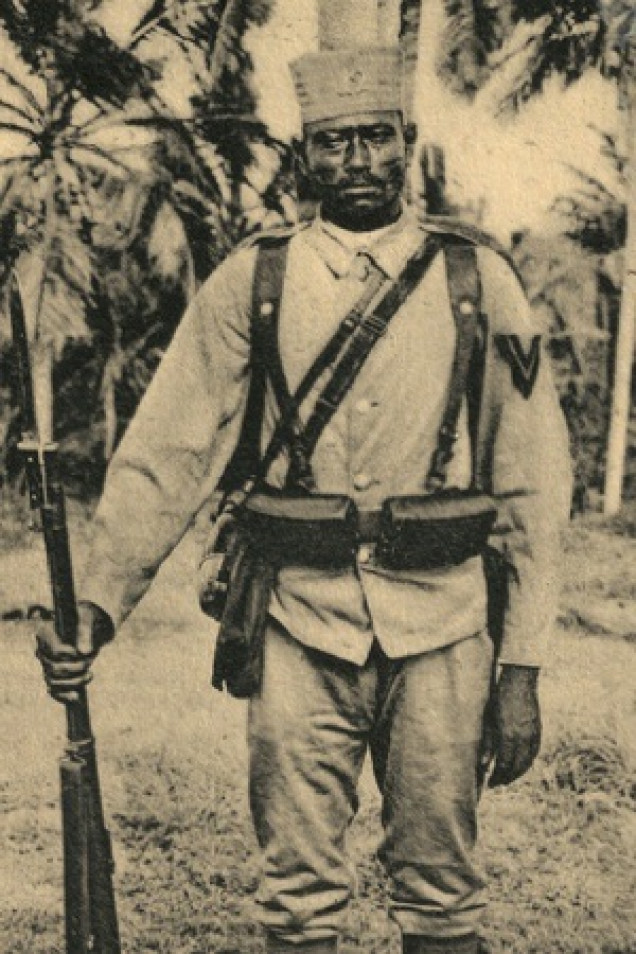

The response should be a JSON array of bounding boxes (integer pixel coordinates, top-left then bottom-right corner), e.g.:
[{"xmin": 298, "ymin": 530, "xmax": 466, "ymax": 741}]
[
  {"xmin": 61, "ymin": 757, "xmax": 91, "ymax": 954},
  {"xmin": 61, "ymin": 752, "xmax": 121, "ymax": 954},
  {"xmin": 87, "ymin": 779, "xmax": 121, "ymax": 954}
]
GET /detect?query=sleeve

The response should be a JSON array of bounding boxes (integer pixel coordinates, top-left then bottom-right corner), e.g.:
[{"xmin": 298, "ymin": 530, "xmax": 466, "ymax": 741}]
[
  {"xmin": 475, "ymin": 248, "xmax": 573, "ymax": 667},
  {"xmin": 79, "ymin": 247, "xmax": 257, "ymax": 630}
]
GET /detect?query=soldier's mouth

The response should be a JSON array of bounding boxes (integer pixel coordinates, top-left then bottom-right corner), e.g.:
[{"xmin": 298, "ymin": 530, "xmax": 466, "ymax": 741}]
[
  {"xmin": 342, "ymin": 182, "xmax": 381, "ymax": 191},
  {"xmin": 340, "ymin": 184, "xmax": 384, "ymax": 199}
]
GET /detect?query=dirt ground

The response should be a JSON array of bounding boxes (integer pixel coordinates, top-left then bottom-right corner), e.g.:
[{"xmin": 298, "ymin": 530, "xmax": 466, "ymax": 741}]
[{"xmin": 0, "ymin": 512, "xmax": 634, "ymax": 954}]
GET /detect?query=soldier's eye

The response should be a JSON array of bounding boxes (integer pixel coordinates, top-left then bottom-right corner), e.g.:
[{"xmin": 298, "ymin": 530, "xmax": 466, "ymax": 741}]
[
  {"xmin": 319, "ymin": 135, "xmax": 347, "ymax": 150},
  {"xmin": 366, "ymin": 127, "xmax": 395, "ymax": 145}
]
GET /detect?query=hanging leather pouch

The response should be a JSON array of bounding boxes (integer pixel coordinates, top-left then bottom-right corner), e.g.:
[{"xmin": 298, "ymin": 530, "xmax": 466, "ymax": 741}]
[{"xmin": 210, "ymin": 526, "xmax": 276, "ymax": 698}]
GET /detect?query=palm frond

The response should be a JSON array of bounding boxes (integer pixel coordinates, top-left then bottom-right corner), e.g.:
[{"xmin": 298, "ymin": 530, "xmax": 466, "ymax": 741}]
[
  {"xmin": 69, "ymin": 141, "xmax": 137, "ymax": 178},
  {"xmin": 0, "ymin": 168, "xmax": 22, "ymax": 209},
  {"xmin": 51, "ymin": 21, "xmax": 161, "ymax": 110},
  {"xmin": 70, "ymin": 101, "xmax": 156, "ymax": 141},
  {"xmin": 50, "ymin": 228, "xmax": 94, "ymax": 302},
  {"xmin": 0, "ymin": 96, "xmax": 40, "ymax": 126},
  {"xmin": 511, "ymin": 1, "xmax": 601, "ymax": 26},
  {"xmin": 0, "ymin": 65, "xmax": 42, "ymax": 117},
  {"xmin": 132, "ymin": 0, "xmax": 171, "ymax": 40},
  {"xmin": 54, "ymin": 155, "xmax": 94, "ymax": 223},
  {"xmin": 129, "ymin": 0, "xmax": 225, "ymax": 64},
  {"xmin": 0, "ymin": 119, "xmax": 35, "ymax": 138},
  {"xmin": 0, "ymin": 0, "xmax": 63, "ymax": 71},
  {"xmin": 551, "ymin": 132, "xmax": 626, "ymax": 255},
  {"xmin": 438, "ymin": 0, "xmax": 504, "ymax": 94},
  {"xmin": 0, "ymin": 155, "xmax": 32, "ymax": 167},
  {"xmin": 589, "ymin": 124, "xmax": 625, "ymax": 173},
  {"xmin": 554, "ymin": 190, "xmax": 626, "ymax": 254},
  {"xmin": 143, "ymin": 117, "xmax": 225, "ymax": 206},
  {"xmin": 494, "ymin": 5, "xmax": 605, "ymax": 110}
]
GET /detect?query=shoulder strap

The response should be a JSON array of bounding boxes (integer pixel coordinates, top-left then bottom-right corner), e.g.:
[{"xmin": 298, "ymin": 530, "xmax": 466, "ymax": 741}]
[
  {"xmin": 425, "ymin": 241, "xmax": 482, "ymax": 492},
  {"xmin": 218, "ymin": 237, "xmax": 289, "ymax": 491},
  {"xmin": 292, "ymin": 236, "xmax": 443, "ymax": 479},
  {"xmin": 421, "ymin": 215, "xmax": 526, "ymax": 289},
  {"xmin": 224, "ymin": 232, "xmax": 445, "ymax": 504}
]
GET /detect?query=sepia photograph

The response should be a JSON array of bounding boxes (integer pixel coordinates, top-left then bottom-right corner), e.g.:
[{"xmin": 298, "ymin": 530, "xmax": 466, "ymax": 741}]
[{"xmin": 0, "ymin": 2, "xmax": 634, "ymax": 952}]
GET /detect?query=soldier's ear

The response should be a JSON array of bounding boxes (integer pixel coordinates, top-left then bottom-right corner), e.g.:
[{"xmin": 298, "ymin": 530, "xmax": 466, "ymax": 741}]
[
  {"xmin": 292, "ymin": 137, "xmax": 308, "ymax": 177},
  {"xmin": 404, "ymin": 122, "xmax": 418, "ymax": 164},
  {"xmin": 404, "ymin": 122, "xmax": 418, "ymax": 147}
]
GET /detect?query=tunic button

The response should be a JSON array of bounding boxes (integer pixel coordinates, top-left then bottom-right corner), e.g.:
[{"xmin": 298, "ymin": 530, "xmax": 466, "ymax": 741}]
[
  {"xmin": 353, "ymin": 472, "xmax": 372, "ymax": 492},
  {"xmin": 355, "ymin": 398, "xmax": 372, "ymax": 415},
  {"xmin": 352, "ymin": 254, "xmax": 371, "ymax": 281}
]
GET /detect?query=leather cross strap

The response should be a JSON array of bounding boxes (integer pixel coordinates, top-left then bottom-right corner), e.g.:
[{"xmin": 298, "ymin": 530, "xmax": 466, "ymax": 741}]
[
  {"xmin": 425, "ymin": 241, "xmax": 482, "ymax": 491},
  {"xmin": 221, "ymin": 232, "xmax": 443, "ymax": 515},
  {"xmin": 256, "ymin": 248, "xmax": 388, "ymax": 491},
  {"xmin": 218, "ymin": 244, "xmax": 389, "ymax": 510},
  {"xmin": 290, "ymin": 235, "xmax": 443, "ymax": 479}
]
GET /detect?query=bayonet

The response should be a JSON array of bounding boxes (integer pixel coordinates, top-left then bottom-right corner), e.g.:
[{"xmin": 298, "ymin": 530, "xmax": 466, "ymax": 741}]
[{"xmin": 8, "ymin": 273, "xmax": 120, "ymax": 954}]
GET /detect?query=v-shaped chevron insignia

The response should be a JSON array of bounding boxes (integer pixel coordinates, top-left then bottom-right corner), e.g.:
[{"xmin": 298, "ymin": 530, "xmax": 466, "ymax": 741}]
[{"xmin": 494, "ymin": 334, "xmax": 541, "ymax": 399}]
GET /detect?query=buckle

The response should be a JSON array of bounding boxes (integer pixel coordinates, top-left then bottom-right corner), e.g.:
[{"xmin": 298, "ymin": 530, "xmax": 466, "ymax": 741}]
[{"xmin": 362, "ymin": 311, "xmax": 390, "ymax": 338}]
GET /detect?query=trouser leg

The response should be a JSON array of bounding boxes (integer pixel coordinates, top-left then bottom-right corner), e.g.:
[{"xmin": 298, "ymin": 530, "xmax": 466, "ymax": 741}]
[
  {"xmin": 402, "ymin": 932, "xmax": 482, "ymax": 954},
  {"xmin": 248, "ymin": 620, "xmax": 372, "ymax": 946},
  {"xmin": 371, "ymin": 631, "xmax": 493, "ymax": 942},
  {"xmin": 265, "ymin": 935, "xmax": 338, "ymax": 954}
]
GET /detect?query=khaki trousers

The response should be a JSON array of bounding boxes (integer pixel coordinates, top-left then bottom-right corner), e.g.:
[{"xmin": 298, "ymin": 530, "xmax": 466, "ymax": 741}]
[{"xmin": 248, "ymin": 622, "xmax": 493, "ymax": 944}]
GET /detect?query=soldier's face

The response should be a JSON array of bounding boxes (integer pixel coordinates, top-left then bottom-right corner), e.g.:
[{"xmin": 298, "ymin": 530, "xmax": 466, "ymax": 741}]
[{"xmin": 301, "ymin": 110, "xmax": 408, "ymax": 230}]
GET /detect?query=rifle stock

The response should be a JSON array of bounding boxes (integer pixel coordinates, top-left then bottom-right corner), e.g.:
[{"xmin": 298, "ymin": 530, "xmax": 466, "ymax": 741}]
[
  {"xmin": 11, "ymin": 277, "xmax": 120, "ymax": 954},
  {"xmin": 61, "ymin": 737, "xmax": 119, "ymax": 954}
]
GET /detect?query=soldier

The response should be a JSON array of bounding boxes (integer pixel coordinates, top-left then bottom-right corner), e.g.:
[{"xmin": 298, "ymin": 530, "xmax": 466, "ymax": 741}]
[{"xmin": 36, "ymin": 40, "xmax": 571, "ymax": 954}]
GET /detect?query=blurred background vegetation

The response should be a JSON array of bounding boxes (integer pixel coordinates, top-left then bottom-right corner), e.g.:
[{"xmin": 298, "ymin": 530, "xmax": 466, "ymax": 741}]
[{"xmin": 0, "ymin": 0, "xmax": 633, "ymax": 513}]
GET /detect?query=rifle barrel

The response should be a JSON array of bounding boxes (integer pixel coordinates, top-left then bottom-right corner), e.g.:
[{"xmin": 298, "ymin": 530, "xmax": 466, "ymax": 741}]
[{"xmin": 9, "ymin": 274, "xmax": 121, "ymax": 954}]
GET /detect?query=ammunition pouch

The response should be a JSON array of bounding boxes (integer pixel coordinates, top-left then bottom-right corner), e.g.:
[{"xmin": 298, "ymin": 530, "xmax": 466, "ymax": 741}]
[
  {"xmin": 242, "ymin": 489, "xmax": 358, "ymax": 567},
  {"xmin": 200, "ymin": 488, "xmax": 497, "ymax": 697},
  {"xmin": 200, "ymin": 490, "xmax": 359, "ymax": 698},
  {"xmin": 199, "ymin": 490, "xmax": 359, "ymax": 619},
  {"xmin": 376, "ymin": 489, "xmax": 497, "ymax": 570}
]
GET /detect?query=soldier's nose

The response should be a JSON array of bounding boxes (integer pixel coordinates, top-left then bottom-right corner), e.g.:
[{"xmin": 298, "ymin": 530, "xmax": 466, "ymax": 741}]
[{"xmin": 347, "ymin": 135, "xmax": 371, "ymax": 169}]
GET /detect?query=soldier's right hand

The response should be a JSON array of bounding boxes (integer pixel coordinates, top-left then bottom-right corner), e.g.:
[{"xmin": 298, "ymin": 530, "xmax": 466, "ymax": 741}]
[{"xmin": 35, "ymin": 601, "xmax": 114, "ymax": 704}]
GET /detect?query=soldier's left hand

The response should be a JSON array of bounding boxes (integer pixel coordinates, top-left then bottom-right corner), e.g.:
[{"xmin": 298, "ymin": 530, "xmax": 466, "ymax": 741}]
[{"xmin": 480, "ymin": 664, "xmax": 541, "ymax": 787}]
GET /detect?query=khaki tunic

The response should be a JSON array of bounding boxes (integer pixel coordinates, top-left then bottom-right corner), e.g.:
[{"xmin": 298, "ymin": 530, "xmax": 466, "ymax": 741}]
[{"xmin": 81, "ymin": 209, "xmax": 572, "ymax": 666}]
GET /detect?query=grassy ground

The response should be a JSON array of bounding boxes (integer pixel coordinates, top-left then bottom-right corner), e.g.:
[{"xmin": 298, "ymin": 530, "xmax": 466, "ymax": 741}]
[{"xmin": 0, "ymin": 512, "xmax": 634, "ymax": 954}]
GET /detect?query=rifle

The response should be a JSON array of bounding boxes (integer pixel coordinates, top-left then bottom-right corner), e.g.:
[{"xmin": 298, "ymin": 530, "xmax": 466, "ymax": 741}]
[{"xmin": 9, "ymin": 274, "xmax": 121, "ymax": 954}]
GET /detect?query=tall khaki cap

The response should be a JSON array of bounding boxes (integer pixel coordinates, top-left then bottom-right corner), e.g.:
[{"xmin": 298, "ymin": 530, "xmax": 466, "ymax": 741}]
[
  {"xmin": 318, "ymin": 0, "xmax": 397, "ymax": 49},
  {"xmin": 290, "ymin": 46, "xmax": 403, "ymax": 125}
]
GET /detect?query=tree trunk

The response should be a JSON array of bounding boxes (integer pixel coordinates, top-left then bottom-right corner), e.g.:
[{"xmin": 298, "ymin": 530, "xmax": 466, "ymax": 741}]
[{"xmin": 604, "ymin": 45, "xmax": 635, "ymax": 515}]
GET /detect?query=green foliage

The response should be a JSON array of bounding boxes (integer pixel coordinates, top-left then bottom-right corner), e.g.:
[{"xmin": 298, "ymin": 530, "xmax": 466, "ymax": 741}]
[
  {"xmin": 422, "ymin": 0, "xmax": 634, "ymax": 505},
  {"xmin": 553, "ymin": 129, "xmax": 626, "ymax": 254},
  {"xmin": 512, "ymin": 229, "xmax": 621, "ymax": 497},
  {"xmin": 0, "ymin": 0, "xmax": 288, "ymax": 496},
  {"xmin": 542, "ymin": 732, "xmax": 634, "ymax": 807},
  {"xmin": 0, "ymin": 0, "xmax": 159, "ymax": 107},
  {"xmin": 435, "ymin": 0, "xmax": 607, "ymax": 104},
  {"xmin": 439, "ymin": 0, "xmax": 505, "ymax": 95}
]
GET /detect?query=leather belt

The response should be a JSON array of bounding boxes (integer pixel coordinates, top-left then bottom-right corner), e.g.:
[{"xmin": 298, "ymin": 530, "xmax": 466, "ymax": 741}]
[{"xmin": 357, "ymin": 508, "xmax": 382, "ymax": 544}]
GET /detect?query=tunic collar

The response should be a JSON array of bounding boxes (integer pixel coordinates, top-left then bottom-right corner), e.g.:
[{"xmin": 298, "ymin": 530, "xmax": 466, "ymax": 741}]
[{"xmin": 304, "ymin": 207, "xmax": 422, "ymax": 280}]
